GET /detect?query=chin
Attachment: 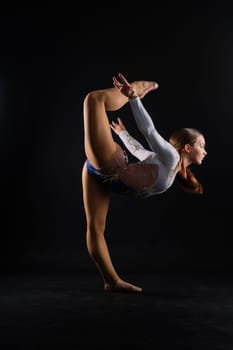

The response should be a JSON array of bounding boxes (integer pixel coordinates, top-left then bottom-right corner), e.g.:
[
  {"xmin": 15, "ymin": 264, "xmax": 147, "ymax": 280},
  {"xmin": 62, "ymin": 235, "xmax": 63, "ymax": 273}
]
[{"xmin": 194, "ymin": 159, "xmax": 202, "ymax": 165}]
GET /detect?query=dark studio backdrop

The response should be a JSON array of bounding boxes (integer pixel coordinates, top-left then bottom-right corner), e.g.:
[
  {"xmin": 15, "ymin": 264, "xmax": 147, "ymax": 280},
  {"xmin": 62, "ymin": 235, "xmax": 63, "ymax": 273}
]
[{"xmin": 1, "ymin": 4, "xmax": 233, "ymax": 276}]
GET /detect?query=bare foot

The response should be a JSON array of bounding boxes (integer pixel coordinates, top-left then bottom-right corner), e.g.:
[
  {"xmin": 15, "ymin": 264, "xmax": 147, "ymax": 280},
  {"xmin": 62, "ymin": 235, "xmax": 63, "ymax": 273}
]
[
  {"xmin": 104, "ymin": 278, "xmax": 143, "ymax": 293},
  {"xmin": 113, "ymin": 73, "xmax": 159, "ymax": 100},
  {"xmin": 132, "ymin": 80, "xmax": 159, "ymax": 99}
]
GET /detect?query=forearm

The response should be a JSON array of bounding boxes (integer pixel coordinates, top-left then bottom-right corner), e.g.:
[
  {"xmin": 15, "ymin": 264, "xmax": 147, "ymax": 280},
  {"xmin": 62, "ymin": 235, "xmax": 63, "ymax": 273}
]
[
  {"xmin": 129, "ymin": 97, "xmax": 179, "ymax": 167},
  {"xmin": 119, "ymin": 130, "xmax": 155, "ymax": 161},
  {"xmin": 129, "ymin": 97, "xmax": 165, "ymax": 146}
]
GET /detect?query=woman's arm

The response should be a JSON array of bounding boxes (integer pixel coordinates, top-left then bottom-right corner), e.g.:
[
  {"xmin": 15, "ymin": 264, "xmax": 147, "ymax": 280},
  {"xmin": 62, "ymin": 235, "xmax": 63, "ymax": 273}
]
[
  {"xmin": 112, "ymin": 73, "xmax": 179, "ymax": 168},
  {"xmin": 110, "ymin": 118, "xmax": 155, "ymax": 162},
  {"xmin": 129, "ymin": 97, "xmax": 180, "ymax": 168}
]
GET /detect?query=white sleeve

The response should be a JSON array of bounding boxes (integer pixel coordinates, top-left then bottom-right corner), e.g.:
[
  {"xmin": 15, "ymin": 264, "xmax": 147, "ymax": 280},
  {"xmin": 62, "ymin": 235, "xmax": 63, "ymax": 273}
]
[
  {"xmin": 129, "ymin": 97, "xmax": 179, "ymax": 168},
  {"xmin": 118, "ymin": 130, "xmax": 155, "ymax": 162}
]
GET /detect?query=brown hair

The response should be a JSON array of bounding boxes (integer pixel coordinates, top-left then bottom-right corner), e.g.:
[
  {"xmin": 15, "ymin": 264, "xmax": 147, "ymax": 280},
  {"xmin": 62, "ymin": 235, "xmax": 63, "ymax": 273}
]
[{"xmin": 169, "ymin": 128, "xmax": 203, "ymax": 194}]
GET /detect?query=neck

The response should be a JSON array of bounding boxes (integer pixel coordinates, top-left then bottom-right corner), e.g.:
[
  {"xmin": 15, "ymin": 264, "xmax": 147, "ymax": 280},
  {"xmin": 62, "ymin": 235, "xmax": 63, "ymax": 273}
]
[{"xmin": 176, "ymin": 154, "xmax": 191, "ymax": 174}]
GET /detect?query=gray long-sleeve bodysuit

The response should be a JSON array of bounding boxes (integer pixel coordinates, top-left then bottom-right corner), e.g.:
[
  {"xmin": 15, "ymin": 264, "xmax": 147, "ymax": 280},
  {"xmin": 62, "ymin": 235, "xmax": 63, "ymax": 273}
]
[{"xmin": 118, "ymin": 97, "xmax": 180, "ymax": 196}]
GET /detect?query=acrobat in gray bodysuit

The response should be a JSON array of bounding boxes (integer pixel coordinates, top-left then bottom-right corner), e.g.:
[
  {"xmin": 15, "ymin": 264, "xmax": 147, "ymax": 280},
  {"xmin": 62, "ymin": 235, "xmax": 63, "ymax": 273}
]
[{"xmin": 86, "ymin": 97, "xmax": 180, "ymax": 198}]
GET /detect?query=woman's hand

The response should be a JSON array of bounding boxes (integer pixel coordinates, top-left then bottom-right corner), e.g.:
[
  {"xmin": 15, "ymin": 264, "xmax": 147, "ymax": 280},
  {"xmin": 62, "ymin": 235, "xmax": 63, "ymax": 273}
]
[
  {"xmin": 112, "ymin": 72, "xmax": 138, "ymax": 99},
  {"xmin": 110, "ymin": 117, "xmax": 126, "ymax": 135}
]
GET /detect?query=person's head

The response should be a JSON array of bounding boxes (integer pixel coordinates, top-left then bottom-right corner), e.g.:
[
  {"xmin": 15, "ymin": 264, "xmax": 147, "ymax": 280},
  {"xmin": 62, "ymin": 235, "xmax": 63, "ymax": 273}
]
[
  {"xmin": 169, "ymin": 128, "xmax": 207, "ymax": 194},
  {"xmin": 169, "ymin": 128, "xmax": 207, "ymax": 166}
]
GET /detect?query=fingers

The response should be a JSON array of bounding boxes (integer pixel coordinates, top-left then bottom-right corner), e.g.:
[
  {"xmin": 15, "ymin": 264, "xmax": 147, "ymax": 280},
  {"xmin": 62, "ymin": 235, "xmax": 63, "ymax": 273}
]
[
  {"xmin": 110, "ymin": 120, "xmax": 119, "ymax": 129},
  {"xmin": 118, "ymin": 72, "xmax": 131, "ymax": 87},
  {"xmin": 109, "ymin": 117, "xmax": 125, "ymax": 133},
  {"xmin": 117, "ymin": 117, "xmax": 124, "ymax": 126},
  {"xmin": 112, "ymin": 76, "xmax": 122, "ymax": 89},
  {"xmin": 111, "ymin": 118, "xmax": 122, "ymax": 126},
  {"xmin": 113, "ymin": 73, "xmax": 130, "ymax": 89},
  {"xmin": 109, "ymin": 121, "xmax": 116, "ymax": 132}
]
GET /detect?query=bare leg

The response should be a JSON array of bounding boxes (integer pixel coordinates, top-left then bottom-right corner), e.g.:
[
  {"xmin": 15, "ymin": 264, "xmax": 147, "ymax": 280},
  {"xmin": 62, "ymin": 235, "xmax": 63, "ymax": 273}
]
[
  {"xmin": 83, "ymin": 80, "xmax": 158, "ymax": 169},
  {"xmin": 82, "ymin": 77, "xmax": 157, "ymax": 292},
  {"xmin": 82, "ymin": 164, "xmax": 142, "ymax": 292}
]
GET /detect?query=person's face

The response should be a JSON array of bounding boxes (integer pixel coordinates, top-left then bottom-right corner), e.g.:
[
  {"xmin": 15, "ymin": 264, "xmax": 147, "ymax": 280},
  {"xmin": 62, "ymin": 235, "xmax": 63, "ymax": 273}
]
[{"xmin": 188, "ymin": 135, "xmax": 207, "ymax": 165}]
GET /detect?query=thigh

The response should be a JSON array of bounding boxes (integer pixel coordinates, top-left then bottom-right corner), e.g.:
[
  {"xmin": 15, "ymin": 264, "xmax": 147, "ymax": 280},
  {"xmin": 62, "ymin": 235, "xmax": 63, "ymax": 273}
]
[
  {"xmin": 83, "ymin": 91, "xmax": 117, "ymax": 169},
  {"xmin": 82, "ymin": 163, "xmax": 110, "ymax": 231}
]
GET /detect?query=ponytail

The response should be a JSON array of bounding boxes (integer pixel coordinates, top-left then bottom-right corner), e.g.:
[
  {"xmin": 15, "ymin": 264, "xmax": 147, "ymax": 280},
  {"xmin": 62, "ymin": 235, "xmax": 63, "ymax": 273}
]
[{"xmin": 176, "ymin": 158, "xmax": 203, "ymax": 194}]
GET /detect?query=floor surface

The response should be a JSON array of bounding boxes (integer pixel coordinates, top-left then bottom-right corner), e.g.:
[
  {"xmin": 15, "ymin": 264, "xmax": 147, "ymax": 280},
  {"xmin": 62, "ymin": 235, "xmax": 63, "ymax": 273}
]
[{"xmin": 1, "ymin": 269, "xmax": 233, "ymax": 349}]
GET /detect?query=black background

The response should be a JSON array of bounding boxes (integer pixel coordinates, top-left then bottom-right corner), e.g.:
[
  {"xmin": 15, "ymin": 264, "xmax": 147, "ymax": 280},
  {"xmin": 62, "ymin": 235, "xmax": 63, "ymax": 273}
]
[{"xmin": 1, "ymin": 4, "xmax": 233, "ymax": 275}]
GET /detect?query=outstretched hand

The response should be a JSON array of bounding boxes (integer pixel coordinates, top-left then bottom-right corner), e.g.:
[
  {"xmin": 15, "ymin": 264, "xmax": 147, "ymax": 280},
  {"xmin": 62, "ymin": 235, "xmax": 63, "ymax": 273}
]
[
  {"xmin": 112, "ymin": 73, "xmax": 138, "ymax": 99},
  {"xmin": 110, "ymin": 117, "xmax": 126, "ymax": 135}
]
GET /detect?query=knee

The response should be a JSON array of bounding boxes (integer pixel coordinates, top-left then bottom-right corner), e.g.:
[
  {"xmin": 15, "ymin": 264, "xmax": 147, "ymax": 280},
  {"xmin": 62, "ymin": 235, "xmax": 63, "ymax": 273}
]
[
  {"xmin": 83, "ymin": 90, "xmax": 103, "ymax": 109},
  {"xmin": 84, "ymin": 90, "xmax": 99, "ymax": 105},
  {"xmin": 86, "ymin": 223, "xmax": 106, "ymax": 256},
  {"xmin": 84, "ymin": 91, "xmax": 94, "ymax": 103},
  {"xmin": 86, "ymin": 221, "xmax": 105, "ymax": 238}
]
